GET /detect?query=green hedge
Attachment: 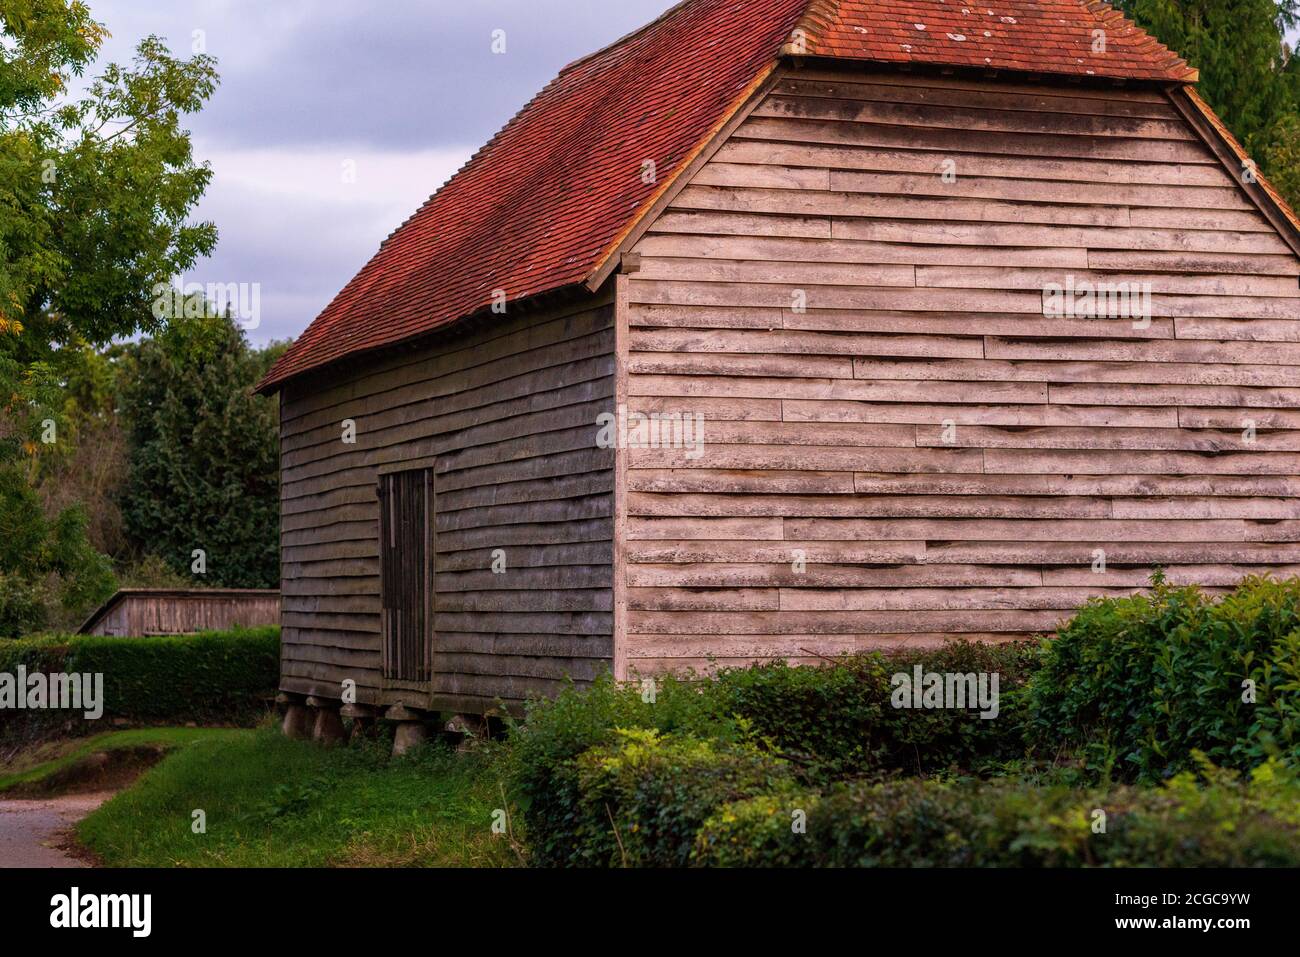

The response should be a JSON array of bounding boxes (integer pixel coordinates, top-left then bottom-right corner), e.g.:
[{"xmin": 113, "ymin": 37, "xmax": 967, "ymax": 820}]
[
  {"xmin": 710, "ymin": 640, "xmax": 1037, "ymax": 778},
  {"xmin": 510, "ymin": 575, "xmax": 1300, "ymax": 867},
  {"xmin": 0, "ymin": 626, "xmax": 279, "ymax": 738},
  {"xmin": 510, "ymin": 641, "xmax": 1037, "ymax": 865},
  {"xmin": 572, "ymin": 729, "xmax": 794, "ymax": 867},
  {"xmin": 1026, "ymin": 574, "xmax": 1300, "ymax": 782},
  {"xmin": 694, "ymin": 761, "xmax": 1300, "ymax": 868}
]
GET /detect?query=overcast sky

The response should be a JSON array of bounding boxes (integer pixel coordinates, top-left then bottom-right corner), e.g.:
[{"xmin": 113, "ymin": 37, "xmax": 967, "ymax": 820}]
[
  {"xmin": 81, "ymin": 3, "xmax": 1299, "ymax": 346},
  {"xmin": 83, "ymin": 0, "xmax": 675, "ymax": 346}
]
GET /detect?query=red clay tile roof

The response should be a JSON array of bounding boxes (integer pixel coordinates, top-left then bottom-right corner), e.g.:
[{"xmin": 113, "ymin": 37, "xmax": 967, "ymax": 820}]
[
  {"xmin": 258, "ymin": 0, "xmax": 1207, "ymax": 392},
  {"xmin": 259, "ymin": 0, "xmax": 808, "ymax": 392},
  {"xmin": 792, "ymin": 0, "xmax": 1197, "ymax": 81}
]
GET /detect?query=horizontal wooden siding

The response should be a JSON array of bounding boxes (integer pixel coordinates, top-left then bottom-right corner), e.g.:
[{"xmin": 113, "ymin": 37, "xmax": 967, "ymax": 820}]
[
  {"xmin": 279, "ymin": 295, "xmax": 616, "ymax": 710},
  {"xmin": 620, "ymin": 66, "xmax": 1300, "ymax": 673}
]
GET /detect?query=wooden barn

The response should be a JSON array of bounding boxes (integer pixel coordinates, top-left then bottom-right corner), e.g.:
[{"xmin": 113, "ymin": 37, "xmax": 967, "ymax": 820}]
[
  {"xmin": 256, "ymin": 0, "xmax": 1300, "ymax": 733},
  {"xmin": 78, "ymin": 589, "xmax": 280, "ymax": 637}
]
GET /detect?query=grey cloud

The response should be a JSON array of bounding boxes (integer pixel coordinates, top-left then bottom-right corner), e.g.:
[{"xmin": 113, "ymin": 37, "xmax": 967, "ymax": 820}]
[{"xmin": 81, "ymin": 0, "xmax": 675, "ymax": 344}]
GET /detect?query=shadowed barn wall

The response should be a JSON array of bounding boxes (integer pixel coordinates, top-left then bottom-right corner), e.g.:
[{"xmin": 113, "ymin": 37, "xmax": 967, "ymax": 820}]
[{"xmin": 278, "ymin": 294, "xmax": 616, "ymax": 712}]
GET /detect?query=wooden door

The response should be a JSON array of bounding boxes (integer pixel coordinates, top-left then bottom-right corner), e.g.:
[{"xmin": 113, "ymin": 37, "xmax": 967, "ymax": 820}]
[{"xmin": 378, "ymin": 468, "xmax": 433, "ymax": 684}]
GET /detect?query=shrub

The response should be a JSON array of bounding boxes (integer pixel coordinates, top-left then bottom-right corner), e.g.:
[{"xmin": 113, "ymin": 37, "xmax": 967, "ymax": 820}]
[
  {"xmin": 709, "ymin": 640, "xmax": 1037, "ymax": 780},
  {"xmin": 693, "ymin": 761, "xmax": 1300, "ymax": 868},
  {"xmin": 571, "ymin": 729, "xmax": 793, "ymax": 867},
  {"xmin": 1026, "ymin": 574, "xmax": 1300, "ymax": 782},
  {"xmin": 0, "ymin": 626, "xmax": 279, "ymax": 741},
  {"xmin": 510, "ymin": 641, "xmax": 1038, "ymax": 864},
  {"xmin": 691, "ymin": 789, "xmax": 822, "ymax": 868},
  {"xmin": 506, "ymin": 671, "xmax": 736, "ymax": 867}
]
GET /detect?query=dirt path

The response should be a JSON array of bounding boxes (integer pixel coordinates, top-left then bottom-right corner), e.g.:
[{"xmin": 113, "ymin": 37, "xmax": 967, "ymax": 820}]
[{"xmin": 0, "ymin": 792, "xmax": 112, "ymax": 867}]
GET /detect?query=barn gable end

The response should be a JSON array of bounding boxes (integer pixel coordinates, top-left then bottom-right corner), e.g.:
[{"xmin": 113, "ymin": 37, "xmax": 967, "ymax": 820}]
[{"xmin": 614, "ymin": 62, "xmax": 1300, "ymax": 675}]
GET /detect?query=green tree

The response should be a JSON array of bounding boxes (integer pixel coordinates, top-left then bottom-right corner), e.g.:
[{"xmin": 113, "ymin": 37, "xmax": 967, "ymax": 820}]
[
  {"xmin": 0, "ymin": 1, "xmax": 219, "ymax": 632},
  {"xmin": 0, "ymin": 466, "xmax": 114, "ymax": 635},
  {"xmin": 1116, "ymin": 0, "xmax": 1300, "ymax": 208},
  {"xmin": 119, "ymin": 313, "xmax": 285, "ymax": 589},
  {"xmin": 28, "ymin": 340, "xmax": 130, "ymax": 558}
]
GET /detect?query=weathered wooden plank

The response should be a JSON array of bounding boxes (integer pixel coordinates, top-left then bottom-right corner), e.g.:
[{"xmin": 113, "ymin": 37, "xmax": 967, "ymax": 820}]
[
  {"xmin": 628, "ymin": 492, "xmax": 1113, "ymax": 519},
  {"xmin": 917, "ymin": 267, "xmax": 1297, "ymax": 298},
  {"xmin": 856, "ymin": 358, "xmax": 1300, "ymax": 389},
  {"xmin": 784, "ymin": 518, "xmax": 1246, "ymax": 542},
  {"xmin": 648, "ymin": 209, "xmax": 831, "ymax": 238},
  {"xmin": 984, "ymin": 448, "xmax": 1300, "ymax": 476},
  {"xmin": 628, "ymin": 468, "xmax": 856, "ymax": 494},
  {"xmin": 631, "ymin": 373, "xmax": 1049, "ymax": 404},
  {"xmin": 628, "ymin": 587, "xmax": 781, "ymax": 611},
  {"xmin": 629, "ymin": 445, "xmax": 982, "ymax": 472},
  {"xmin": 435, "ymin": 590, "xmax": 613, "ymax": 613},
  {"xmin": 851, "ymin": 472, "xmax": 1300, "ymax": 498},
  {"xmin": 634, "ymin": 256, "xmax": 917, "ymax": 287},
  {"xmin": 626, "ymin": 539, "xmax": 926, "ymax": 563},
  {"xmin": 1041, "ymin": 565, "xmax": 1300, "ymax": 586},
  {"xmin": 674, "ymin": 184, "xmax": 1132, "ymax": 227},
  {"xmin": 435, "ymin": 632, "xmax": 613, "ymax": 658},
  {"xmin": 627, "ymin": 608, "xmax": 1066, "ymax": 635},
  {"xmin": 779, "ymin": 586, "xmax": 1149, "ymax": 611},
  {"xmin": 1174, "ymin": 318, "xmax": 1300, "ymax": 343},
  {"xmin": 635, "ymin": 233, "xmax": 1093, "ymax": 269},
  {"xmin": 734, "ymin": 115, "xmax": 1213, "ymax": 163},
  {"xmin": 915, "ymin": 424, "xmax": 1300, "ymax": 452},
  {"xmin": 827, "ymin": 169, "xmax": 1245, "ymax": 210},
  {"xmin": 986, "ymin": 337, "xmax": 1300, "ymax": 366},
  {"xmin": 770, "ymin": 76, "xmax": 1182, "ymax": 119},
  {"xmin": 785, "ymin": 399, "xmax": 1178, "ymax": 428},
  {"xmin": 1087, "ymin": 249, "xmax": 1298, "ymax": 276},
  {"xmin": 625, "ymin": 516, "xmax": 784, "ymax": 541},
  {"xmin": 627, "ymin": 564, "xmax": 1041, "ymax": 588},
  {"xmin": 1179, "ymin": 407, "xmax": 1300, "ymax": 429},
  {"xmin": 715, "ymin": 139, "xmax": 1227, "ymax": 186},
  {"xmin": 832, "ymin": 219, "xmax": 1291, "ymax": 254},
  {"xmin": 630, "ymin": 327, "xmax": 981, "ymax": 359},
  {"xmin": 754, "ymin": 93, "xmax": 1195, "ymax": 140},
  {"xmin": 926, "ymin": 542, "xmax": 1300, "ymax": 564},
  {"xmin": 1049, "ymin": 383, "xmax": 1300, "ymax": 408}
]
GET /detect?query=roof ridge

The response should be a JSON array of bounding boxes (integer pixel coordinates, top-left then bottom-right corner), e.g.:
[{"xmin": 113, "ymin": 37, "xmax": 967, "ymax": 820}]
[
  {"xmin": 559, "ymin": 0, "xmax": 709, "ymax": 75},
  {"xmin": 782, "ymin": 0, "xmax": 841, "ymax": 55}
]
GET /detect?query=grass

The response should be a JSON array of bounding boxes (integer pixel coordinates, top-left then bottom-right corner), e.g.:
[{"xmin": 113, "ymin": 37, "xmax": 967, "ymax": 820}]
[
  {"xmin": 77, "ymin": 723, "xmax": 523, "ymax": 867},
  {"xmin": 0, "ymin": 727, "xmax": 241, "ymax": 793}
]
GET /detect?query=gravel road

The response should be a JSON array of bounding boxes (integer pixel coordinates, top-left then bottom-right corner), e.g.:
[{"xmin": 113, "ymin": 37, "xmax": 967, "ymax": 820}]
[{"xmin": 0, "ymin": 793, "xmax": 111, "ymax": 867}]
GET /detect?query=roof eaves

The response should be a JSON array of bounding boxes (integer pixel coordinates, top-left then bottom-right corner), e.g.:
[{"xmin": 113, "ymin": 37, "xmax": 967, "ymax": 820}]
[
  {"xmin": 584, "ymin": 58, "xmax": 785, "ymax": 294},
  {"xmin": 1084, "ymin": 1, "xmax": 1199, "ymax": 82},
  {"xmin": 1171, "ymin": 86, "xmax": 1300, "ymax": 257}
]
